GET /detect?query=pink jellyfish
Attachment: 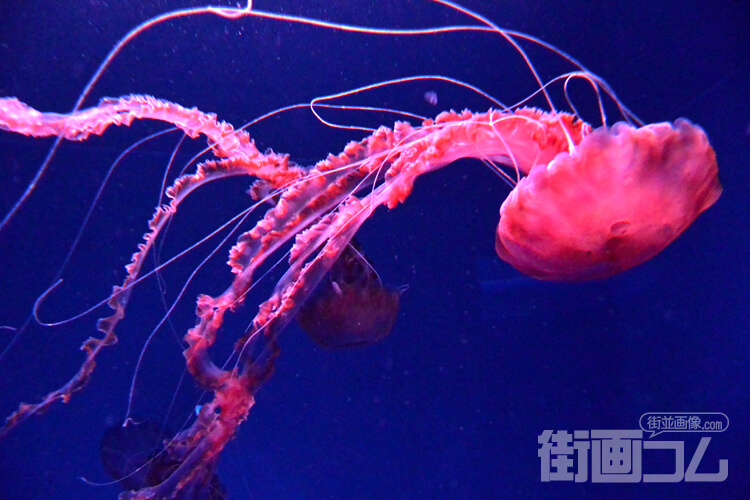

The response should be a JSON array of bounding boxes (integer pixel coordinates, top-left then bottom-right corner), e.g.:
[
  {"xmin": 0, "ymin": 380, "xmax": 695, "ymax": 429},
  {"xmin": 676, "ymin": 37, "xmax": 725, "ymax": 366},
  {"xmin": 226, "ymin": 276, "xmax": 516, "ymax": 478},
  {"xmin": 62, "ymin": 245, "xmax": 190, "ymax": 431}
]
[
  {"xmin": 494, "ymin": 116, "xmax": 721, "ymax": 281},
  {"xmin": 0, "ymin": 97, "xmax": 721, "ymax": 497},
  {"xmin": 0, "ymin": 2, "xmax": 722, "ymax": 498}
]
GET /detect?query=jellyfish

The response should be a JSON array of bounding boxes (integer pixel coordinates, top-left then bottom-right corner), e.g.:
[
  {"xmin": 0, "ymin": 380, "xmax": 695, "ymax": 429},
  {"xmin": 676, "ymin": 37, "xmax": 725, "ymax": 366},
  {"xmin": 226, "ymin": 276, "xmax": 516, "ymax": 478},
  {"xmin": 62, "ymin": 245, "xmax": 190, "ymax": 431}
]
[
  {"xmin": 0, "ymin": 96, "xmax": 721, "ymax": 500},
  {"xmin": 494, "ymin": 118, "xmax": 722, "ymax": 281},
  {"xmin": 297, "ymin": 240, "xmax": 402, "ymax": 348},
  {"xmin": 0, "ymin": 2, "xmax": 722, "ymax": 498}
]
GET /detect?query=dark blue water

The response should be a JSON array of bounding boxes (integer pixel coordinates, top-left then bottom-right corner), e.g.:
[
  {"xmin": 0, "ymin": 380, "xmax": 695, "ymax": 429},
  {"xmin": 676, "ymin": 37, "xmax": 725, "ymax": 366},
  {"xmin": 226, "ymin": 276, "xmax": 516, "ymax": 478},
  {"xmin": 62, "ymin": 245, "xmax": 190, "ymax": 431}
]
[{"xmin": 0, "ymin": 1, "xmax": 748, "ymax": 498}]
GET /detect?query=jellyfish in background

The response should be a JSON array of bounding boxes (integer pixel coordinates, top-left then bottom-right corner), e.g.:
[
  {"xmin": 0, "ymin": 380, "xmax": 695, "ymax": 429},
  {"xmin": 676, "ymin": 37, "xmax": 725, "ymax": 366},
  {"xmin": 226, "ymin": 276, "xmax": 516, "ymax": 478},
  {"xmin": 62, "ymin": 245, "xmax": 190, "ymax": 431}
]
[
  {"xmin": 297, "ymin": 239, "xmax": 402, "ymax": 348},
  {"xmin": 0, "ymin": 2, "xmax": 721, "ymax": 498}
]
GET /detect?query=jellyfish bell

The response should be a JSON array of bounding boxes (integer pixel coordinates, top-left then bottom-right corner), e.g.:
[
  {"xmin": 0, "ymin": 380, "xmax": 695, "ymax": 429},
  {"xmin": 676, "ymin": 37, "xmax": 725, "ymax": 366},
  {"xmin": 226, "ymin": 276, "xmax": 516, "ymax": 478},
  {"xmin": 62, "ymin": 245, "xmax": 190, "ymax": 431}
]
[
  {"xmin": 297, "ymin": 241, "xmax": 401, "ymax": 348},
  {"xmin": 495, "ymin": 118, "xmax": 722, "ymax": 281}
]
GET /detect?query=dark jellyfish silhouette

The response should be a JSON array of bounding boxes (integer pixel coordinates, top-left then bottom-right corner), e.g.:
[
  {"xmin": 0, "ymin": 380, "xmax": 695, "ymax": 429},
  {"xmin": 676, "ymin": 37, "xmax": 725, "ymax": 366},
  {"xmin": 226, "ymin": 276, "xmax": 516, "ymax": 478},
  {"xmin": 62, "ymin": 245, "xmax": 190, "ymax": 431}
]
[
  {"xmin": 100, "ymin": 419, "xmax": 226, "ymax": 499},
  {"xmin": 297, "ymin": 241, "xmax": 401, "ymax": 348}
]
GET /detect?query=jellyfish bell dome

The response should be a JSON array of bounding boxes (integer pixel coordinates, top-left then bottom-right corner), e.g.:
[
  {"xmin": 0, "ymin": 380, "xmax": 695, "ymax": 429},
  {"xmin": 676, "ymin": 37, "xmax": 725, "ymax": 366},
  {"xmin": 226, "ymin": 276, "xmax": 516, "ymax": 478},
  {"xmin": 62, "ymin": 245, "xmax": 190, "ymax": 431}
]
[{"xmin": 495, "ymin": 118, "xmax": 722, "ymax": 281}]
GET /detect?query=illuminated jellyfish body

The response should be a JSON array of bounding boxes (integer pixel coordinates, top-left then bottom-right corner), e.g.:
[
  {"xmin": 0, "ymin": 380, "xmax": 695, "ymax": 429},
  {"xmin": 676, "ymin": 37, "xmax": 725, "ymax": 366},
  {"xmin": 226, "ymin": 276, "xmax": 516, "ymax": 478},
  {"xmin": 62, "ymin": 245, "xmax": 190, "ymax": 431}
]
[
  {"xmin": 495, "ymin": 117, "xmax": 721, "ymax": 280},
  {"xmin": 0, "ymin": 96, "xmax": 721, "ymax": 497},
  {"xmin": 0, "ymin": 3, "xmax": 721, "ymax": 499}
]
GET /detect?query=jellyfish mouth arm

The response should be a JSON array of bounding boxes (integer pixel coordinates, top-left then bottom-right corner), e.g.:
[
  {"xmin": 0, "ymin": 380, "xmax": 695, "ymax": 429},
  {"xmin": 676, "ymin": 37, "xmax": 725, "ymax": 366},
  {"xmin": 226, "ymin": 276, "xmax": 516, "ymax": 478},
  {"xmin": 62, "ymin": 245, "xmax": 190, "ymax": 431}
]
[
  {"xmin": 162, "ymin": 113, "xmax": 465, "ymax": 498},
  {"xmin": 0, "ymin": 95, "xmax": 394, "ymax": 435},
  {"xmin": 0, "ymin": 333, "xmax": 108, "ymax": 439},
  {"xmin": 0, "ymin": 95, "xmax": 307, "ymax": 437},
  {"xmin": 171, "ymin": 176, "xmax": 414, "ymax": 492},
  {"xmin": 184, "ymin": 162, "xmax": 396, "ymax": 388},
  {"xmin": 225, "ymin": 119, "xmax": 409, "ymax": 274},
  {"xmin": 0, "ymin": 95, "xmax": 308, "ymax": 185},
  {"xmin": 0, "ymin": 156, "xmax": 278, "ymax": 438},
  {"xmin": 160, "ymin": 198, "xmax": 372, "ymax": 500},
  {"xmin": 377, "ymin": 107, "xmax": 591, "ymax": 207}
]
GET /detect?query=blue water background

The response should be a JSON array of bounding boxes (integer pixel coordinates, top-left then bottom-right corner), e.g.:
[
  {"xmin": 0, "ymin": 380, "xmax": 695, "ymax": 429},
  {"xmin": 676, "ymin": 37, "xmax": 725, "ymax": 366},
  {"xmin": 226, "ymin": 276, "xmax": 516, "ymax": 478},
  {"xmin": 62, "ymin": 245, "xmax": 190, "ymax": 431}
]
[{"xmin": 0, "ymin": 1, "xmax": 748, "ymax": 498}]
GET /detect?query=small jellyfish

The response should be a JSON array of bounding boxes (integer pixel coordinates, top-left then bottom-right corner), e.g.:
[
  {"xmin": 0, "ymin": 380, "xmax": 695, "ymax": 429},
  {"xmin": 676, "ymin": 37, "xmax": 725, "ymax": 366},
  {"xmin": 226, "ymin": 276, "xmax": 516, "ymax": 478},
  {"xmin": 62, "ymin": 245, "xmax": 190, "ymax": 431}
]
[
  {"xmin": 297, "ymin": 240, "xmax": 401, "ymax": 348},
  {"xmin": 423, "ymin": 90, "xmax": 438, "ymax": 106}
]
